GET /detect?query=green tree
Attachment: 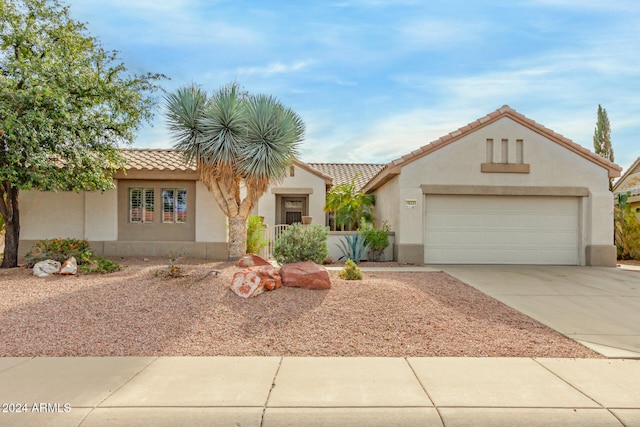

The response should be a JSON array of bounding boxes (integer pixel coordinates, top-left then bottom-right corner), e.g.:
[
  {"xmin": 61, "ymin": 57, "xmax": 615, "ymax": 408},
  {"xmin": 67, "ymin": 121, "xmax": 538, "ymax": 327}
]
[
  {"xmin": 0, "ymin": 0, "xmax": 164, "ymax": 268},
  {"xmin": 593, "ymin": 104, "xmax": 613, "ymax": 162},
  {"xmin": 165, "ymin": 84, "xmax": 304, "ymax": 260},
  {"xmin": 593, "ymin": 104, "xmax": 614, "ymax": 189},
  {"xmin": 324, "ymin": 176, "xmax": 375, "ymax": 231}
]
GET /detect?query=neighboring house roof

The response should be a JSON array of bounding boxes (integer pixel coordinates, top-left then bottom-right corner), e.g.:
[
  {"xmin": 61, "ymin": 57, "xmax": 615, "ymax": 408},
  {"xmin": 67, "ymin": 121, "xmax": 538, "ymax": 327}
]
[
  {"xmin": 307, "ymin": 163, "xmax": 385, "ymax": 190},
  {"xmin": 613, "ymin": 157, "xmax": 640, "ymax": 196},
  {"xmin": 122, "ymin": 148, "xmax": 196, "ymax": 171},
  {"xmin": 363, "ymin": 105, "xmax": 623, "ymax": 193}
]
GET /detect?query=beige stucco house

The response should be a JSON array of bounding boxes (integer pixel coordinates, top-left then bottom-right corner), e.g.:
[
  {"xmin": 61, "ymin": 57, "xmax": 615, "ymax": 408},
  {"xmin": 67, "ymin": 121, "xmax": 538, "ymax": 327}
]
[
  {"xmin": 19, "ymin": 105, "xmax": 621, "ymax": 266},
  {"xmin": 364, "ymin": 105, "xmax": 620, "ymax": 266},
  {"xmin": 613, "ymin": 157, "xmax": 640, "ymax": 215}
]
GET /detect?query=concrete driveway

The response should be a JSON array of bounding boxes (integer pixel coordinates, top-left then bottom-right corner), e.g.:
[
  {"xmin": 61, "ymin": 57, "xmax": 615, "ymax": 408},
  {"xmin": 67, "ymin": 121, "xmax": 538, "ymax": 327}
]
[{"xmin": 438, "ymin": 265, "xmax": 640, "ymax": 358}]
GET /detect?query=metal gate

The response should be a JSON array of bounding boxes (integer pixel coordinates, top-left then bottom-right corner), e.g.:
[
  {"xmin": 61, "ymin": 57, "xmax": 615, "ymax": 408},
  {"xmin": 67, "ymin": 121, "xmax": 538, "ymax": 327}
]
[{"xmin": 262, "ymin": 224, "xmax": 289, "ymax": 259}]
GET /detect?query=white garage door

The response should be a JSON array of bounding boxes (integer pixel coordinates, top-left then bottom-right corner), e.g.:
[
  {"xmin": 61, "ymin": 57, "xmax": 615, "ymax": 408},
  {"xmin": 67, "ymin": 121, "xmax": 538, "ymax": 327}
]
[{"xmin": 424, "ymin": 195, "xmax": 579, "ymax": 265}]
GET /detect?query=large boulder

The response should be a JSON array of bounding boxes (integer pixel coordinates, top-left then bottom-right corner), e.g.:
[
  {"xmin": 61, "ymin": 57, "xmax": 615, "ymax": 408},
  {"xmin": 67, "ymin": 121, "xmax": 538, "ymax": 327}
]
[
  {"xmin": 280, "ymin": 261, "xmax": 331, "ymax": 290},
  {"xmin": 230, "ymin": 265, "xmax": 282, "ymax": 298},
  {"xmin": 236, "ymin": 254, "xmax": 271, "ymax": 268},
  {"xmin": 33, "ymin": 260, "xmax": 61, "ymax": 278}
]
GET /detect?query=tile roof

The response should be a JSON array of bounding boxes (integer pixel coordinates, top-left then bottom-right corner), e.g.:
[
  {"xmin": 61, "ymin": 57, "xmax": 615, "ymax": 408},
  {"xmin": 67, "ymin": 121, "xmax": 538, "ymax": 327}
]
[
  {"xmin": 121, "ymin": 149, "xmax": 379, "ymax": 189},
  {"xmin": 122, "ymin": 149, "xmax": 196, "ymax": 171},
  {"xmin": 613, "ymin": 157, "xmax": 640, "ymax": 196},
  {"xmin": 307, "ymin": 163, "xmax": 385, "ymax": 190},
  {"xmin": 364, "ymin": 105, "xmax": 623, "ymax": 192}
]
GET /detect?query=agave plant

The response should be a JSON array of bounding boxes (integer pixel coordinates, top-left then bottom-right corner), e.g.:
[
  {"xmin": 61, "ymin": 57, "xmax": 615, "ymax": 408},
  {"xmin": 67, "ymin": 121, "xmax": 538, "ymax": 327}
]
[{"xmin": 336, "ymin": 233, "xmax": 371, "ymax": 264}]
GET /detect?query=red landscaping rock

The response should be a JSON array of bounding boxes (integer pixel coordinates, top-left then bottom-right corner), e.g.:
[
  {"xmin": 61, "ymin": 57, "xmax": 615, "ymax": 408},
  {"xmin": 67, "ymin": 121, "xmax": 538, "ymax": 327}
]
[
  {"xmin": 236, "ymin": 254, "xmax": 271, "ymax": 268},
  {"xmin": 230, "ymin": 265, "xmax": 282, "ymax": 298},
  {"xmin": 280, "ymin": 261, "xmax": 331, "ymax": 290}
]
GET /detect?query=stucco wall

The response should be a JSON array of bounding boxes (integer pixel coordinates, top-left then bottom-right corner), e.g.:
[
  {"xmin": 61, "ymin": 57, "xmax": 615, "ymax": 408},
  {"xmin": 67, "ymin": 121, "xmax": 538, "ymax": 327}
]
[
  {"xmin": 257, "ymin": 164, "xmax": 327, "ymax": 227},
  {"xmin": 21, "ymin": 189, "xmax": 118, "ymax": 240},
  {"xmin": 195, "ymin": 181, "xmax": 228, "ymax": 242},
  {"xmin": 375, "ymin": 116, "xmax": 615, "ymax": 265},
  {"xmin": 372, "ymin": 175, "xmax": 400, "ymax": 235},
  {"xmin": 85, "ymin": 189, "xmax": 118, "ymax": 241}
]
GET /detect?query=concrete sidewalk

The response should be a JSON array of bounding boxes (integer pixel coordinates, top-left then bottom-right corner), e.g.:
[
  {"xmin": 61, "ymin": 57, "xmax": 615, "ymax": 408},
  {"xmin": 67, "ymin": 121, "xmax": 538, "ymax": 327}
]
[{"xmin": 0, "ymin": 357, "xmax": 639, "ymax": 426}]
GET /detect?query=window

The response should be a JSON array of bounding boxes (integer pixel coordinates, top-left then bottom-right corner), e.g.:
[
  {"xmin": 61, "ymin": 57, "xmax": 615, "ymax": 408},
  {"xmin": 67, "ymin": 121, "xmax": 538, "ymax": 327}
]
[
  {"xmin": 162, "ymin": 188, "xmax": 187, "ymax": 223},
  {"xmin": 130, "ymin": 188, "xmax": 154, "ymax": 223}
]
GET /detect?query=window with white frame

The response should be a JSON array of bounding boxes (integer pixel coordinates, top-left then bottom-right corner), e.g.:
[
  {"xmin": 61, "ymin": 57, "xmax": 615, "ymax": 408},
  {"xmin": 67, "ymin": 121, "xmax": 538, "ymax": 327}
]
[
  {"xmin": 129, "ymin": 188, "xmax": 154, "ymax": 223},
  {"xmin": 162, "ymin": 188, "xmax": 187, "ymax": 223}
]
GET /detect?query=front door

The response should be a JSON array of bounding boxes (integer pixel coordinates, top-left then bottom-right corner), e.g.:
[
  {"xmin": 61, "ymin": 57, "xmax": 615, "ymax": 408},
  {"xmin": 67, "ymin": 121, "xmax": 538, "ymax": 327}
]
[{"xmin": 281, "ymin": 197, "xmax": 307, "ymax": 225}]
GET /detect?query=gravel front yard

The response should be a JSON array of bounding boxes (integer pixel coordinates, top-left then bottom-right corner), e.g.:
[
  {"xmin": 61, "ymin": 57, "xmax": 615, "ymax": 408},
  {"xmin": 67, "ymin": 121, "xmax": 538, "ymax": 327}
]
[{"xmin": 0, "ymin": 258, "xmax": 600, "ymax": 358}]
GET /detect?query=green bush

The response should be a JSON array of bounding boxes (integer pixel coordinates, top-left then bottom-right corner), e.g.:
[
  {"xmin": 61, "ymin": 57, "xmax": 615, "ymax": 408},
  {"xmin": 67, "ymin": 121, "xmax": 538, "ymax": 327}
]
[
  {"xmin": 78, "ymin": 256, "xmax": 121, "ymax": 274},
  {"xmin": 358, "ymin": 220, "xmax": 390, "ymax": 261},
  {"xmin": 246, "ymin": 216, "xmax": 268, "ymax": 254},
  {"xmin": 615, "ymin": 194, "xmax": 640, "ymax": 260},
  {"xmin": 339, "ymin": 259, "xmax": 363, "ymax": 280},
  {"xmin": 273, "ymin": 223, "xmax": 329, "ymax": 264},
  {"xmin": 24, "ymin": 238, "xmax": 92, "ymax": 267}
]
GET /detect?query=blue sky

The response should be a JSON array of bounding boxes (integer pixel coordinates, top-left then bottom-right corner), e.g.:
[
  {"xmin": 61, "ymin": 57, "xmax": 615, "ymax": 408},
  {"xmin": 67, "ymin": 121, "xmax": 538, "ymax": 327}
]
[{"xmin": 71, "ymin": 0, "xmax": 640, "ymax": 170}]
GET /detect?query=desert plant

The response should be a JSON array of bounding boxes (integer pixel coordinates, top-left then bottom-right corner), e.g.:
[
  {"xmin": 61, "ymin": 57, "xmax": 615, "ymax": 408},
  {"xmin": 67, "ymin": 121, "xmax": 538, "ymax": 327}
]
[
  {"xmin": 155, "ymin": 252, "xmax": 186, "ymax": 278},
  {"xmin": 358, "ymin": 220, "xmax": 390, "ymax": 261},
  {"xmin": 273, "ymin": 223, "xmax": 329, "ymax": 264},
  {"xmin": 339, "ymin": 259, "xmax": 363, "ymax": 280},
  {"xmin": 336, "ymin": 233, "xmax": 371, "ymax": 263},
  {"xmin": 24, "ymin": 238, "xmax": 93, "ymax": 267},
  {"xmin": 166, "ymin": 83, "xmax": 304, "ymax": 260},
  {"xmin": 246, "ymin": 216, "xmax": 268, "ymax": 254}
]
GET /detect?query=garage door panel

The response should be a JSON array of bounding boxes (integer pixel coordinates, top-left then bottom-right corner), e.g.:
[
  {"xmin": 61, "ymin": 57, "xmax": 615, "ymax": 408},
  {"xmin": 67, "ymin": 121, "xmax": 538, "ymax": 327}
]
[{"xmin": 424, "ymin": 195, "xmax": 579, "ymax": 265}]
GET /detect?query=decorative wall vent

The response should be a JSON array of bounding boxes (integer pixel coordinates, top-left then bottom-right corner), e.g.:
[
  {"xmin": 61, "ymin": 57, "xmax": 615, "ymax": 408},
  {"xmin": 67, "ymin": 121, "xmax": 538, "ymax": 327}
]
[{"xmin": 481, "ymin": 138, "xmax": 530, "ymax": 173}]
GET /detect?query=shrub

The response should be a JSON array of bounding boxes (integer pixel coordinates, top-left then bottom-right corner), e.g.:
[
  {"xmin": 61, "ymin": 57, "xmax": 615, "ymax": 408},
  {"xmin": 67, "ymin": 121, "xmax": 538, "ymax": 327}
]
[
  {"xmin": 358, "ymin": 220, "xmax": 390, "ymax": 261},
  {"xmin": 24, "ymin": 238, "xmax": 92, "ymax": 267},
  {"xmin": 246, "ymin": 216, "xmax": 268, "ymax": 254},
  {"xmin": 79, "ymin": 256, "xmax": 121, "ymax": 274},
  {"xmin": 273, "ymin": 223, "xmax": 329, "ymax": 264},
  {"xmin": 154, "ymin": 252, "xmax": 185, "ymax": 278},
  {"xmin": 339, "ymin": 259, "xmax": 363, "ymax": 280},
  {"xmin": 25, "ymin": 238, "xmax": 120, "ymax": 273},
  {"xmin": 336, "ymin": 233, "xmax": 370, "ymax": 263},
  {"xmin": 615, "ymin": 193, "xmax": 640, "ymax": 260}
]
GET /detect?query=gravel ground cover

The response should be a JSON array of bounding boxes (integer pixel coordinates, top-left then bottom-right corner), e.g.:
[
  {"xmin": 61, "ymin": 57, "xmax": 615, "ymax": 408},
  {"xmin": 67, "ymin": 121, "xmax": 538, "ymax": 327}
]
[{"xmin": 0, "ymin": 257, "xmax": 600, "ymax": 358}]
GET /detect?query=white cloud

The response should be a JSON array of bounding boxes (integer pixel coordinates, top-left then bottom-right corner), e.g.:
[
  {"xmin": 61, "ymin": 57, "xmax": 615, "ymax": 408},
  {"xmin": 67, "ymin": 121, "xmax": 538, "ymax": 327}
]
[
  {"xmin": 299, "ymin": 106, "xmax": 484, "ymax": 164},
  {"xmin": 236, "ymin": 60, "xmax": 314, "ymax": 77},
  {"xmin": 74, "ymin": 1, "xmax": 259, "ymax": 47}
]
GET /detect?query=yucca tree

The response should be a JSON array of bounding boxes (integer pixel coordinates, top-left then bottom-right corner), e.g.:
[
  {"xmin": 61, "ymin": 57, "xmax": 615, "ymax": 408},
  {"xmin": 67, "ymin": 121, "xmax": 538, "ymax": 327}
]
[{"xmin": 165, "ymin": 83, "xmax": 304, "ymax": 260}]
